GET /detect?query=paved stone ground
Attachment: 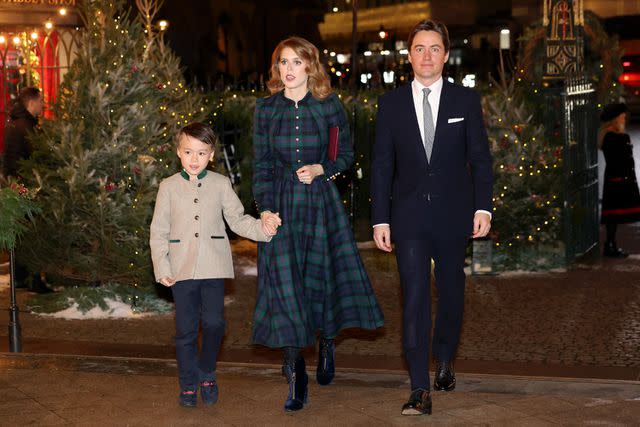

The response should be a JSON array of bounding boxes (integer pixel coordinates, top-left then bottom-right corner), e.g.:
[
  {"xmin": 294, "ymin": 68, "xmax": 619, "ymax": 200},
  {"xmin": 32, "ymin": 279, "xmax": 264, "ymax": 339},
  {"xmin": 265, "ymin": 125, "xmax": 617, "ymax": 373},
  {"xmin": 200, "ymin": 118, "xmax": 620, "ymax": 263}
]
[
  {"xmin": 2, "ymin": 226, "xmax": 640, "ymax": 378},
  {"xmin": 0, "ymin": 354, "xmax": 638, "ymax": 426}
]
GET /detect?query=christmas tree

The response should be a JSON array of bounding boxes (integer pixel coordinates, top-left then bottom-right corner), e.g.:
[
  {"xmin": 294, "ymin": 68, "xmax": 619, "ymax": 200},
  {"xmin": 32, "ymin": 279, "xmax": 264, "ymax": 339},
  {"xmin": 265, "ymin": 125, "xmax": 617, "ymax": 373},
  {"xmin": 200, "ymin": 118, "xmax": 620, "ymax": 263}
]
[
  {"xmin": 483, "ymin": 73, "xmax": 564, "ymax": 269},
  {"xmin": 19, "ymin": 0, "xmax": 207, "ymax": 294}
]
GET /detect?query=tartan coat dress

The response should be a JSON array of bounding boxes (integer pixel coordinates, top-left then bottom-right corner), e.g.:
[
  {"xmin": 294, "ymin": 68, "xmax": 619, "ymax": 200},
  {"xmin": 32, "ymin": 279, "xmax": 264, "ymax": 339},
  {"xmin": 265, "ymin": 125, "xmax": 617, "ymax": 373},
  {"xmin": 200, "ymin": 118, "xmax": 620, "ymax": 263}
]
[{"xmin": 252, "ymin": 90, "xmax": 384, "ymax": 348}]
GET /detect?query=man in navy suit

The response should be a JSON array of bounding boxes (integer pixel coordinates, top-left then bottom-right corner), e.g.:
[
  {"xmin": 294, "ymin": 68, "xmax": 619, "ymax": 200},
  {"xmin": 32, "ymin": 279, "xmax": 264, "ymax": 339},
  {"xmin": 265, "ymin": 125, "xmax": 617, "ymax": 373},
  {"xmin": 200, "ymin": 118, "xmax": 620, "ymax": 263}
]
[{"xmin": 371, "ymin": 20, "xmax": 493, "ymax": 415}]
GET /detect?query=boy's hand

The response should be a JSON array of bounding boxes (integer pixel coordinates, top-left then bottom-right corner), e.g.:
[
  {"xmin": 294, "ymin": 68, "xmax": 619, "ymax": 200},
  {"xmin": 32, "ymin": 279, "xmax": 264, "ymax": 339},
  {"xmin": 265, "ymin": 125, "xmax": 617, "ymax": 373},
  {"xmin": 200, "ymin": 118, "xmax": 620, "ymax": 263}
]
[
  {"xmin": 260, "ymin": 211, "xmax": 282, "ymax": 236},
  {"xmin": 296, "ymin": 164, "xmax": 324, "ymax": 185},
  {"xmin": 159, "ymin": 277, "xmax": 176, "ymax": 287}
]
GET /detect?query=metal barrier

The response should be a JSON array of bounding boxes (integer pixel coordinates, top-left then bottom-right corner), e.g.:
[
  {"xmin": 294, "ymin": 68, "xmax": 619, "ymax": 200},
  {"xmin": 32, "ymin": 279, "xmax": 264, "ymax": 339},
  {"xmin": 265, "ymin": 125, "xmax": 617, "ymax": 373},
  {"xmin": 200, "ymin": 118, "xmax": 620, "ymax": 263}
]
[{"xmin": 561, "ymin": 76, "xmax": 599, "ymax": 262}]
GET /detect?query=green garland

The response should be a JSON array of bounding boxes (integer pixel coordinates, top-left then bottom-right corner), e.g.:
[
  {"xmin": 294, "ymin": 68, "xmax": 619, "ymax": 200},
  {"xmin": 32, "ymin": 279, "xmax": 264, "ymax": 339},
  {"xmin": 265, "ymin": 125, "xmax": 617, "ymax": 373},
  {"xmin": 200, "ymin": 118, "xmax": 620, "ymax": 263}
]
[{"xmin": 0, "ymin": 180, "xmax": 40, "ymax": 251}]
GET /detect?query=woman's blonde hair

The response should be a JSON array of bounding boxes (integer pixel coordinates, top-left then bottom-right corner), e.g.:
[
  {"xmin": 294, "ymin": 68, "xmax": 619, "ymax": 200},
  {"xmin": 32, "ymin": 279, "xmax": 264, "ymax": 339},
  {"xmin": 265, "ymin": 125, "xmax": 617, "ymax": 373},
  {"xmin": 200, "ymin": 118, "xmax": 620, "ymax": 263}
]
[
  {"xmin": 266, "ymin": 36, "xmax": 332, "ymax": 100},
  {"xmin": 597, "ymin": 115, "xmax": 626, "ymax": 149}
]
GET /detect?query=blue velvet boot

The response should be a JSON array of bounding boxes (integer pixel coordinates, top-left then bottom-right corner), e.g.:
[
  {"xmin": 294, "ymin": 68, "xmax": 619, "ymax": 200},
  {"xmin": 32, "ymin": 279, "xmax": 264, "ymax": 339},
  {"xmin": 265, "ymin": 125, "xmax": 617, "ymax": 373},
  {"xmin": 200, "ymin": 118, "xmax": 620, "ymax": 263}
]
[
  {"xmin": 283, "ymin": 356, "xmax": 308, "ymax": 411},
  {"xmin": 316, "ymin": 337, "xmax": 335, "ymax": 385}
]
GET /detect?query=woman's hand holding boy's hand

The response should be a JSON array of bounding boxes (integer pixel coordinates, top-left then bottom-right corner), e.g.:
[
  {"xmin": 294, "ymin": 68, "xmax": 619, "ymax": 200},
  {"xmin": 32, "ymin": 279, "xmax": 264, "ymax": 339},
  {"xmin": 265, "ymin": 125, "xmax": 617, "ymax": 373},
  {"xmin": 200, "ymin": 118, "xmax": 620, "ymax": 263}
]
[
  {"xmin": 296, "ymin": 164, "xmax": 324, "ymax": 185},
  {"xmin": 261, "ymin": 211, "xmax": 282, "ymax": 236},
  {"xmin": 159, "ymin": 277, "xmax": 176, "ymax": 287}
]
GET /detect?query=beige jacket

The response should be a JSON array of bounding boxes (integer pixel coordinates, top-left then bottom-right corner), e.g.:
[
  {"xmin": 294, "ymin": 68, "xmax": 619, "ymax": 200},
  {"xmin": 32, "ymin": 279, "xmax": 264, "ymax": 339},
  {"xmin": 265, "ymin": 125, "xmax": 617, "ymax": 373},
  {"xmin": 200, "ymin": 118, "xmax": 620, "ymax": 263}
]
[{"xmin": 150, "ymin": 170, "xmax": 270, "ymax": 282}]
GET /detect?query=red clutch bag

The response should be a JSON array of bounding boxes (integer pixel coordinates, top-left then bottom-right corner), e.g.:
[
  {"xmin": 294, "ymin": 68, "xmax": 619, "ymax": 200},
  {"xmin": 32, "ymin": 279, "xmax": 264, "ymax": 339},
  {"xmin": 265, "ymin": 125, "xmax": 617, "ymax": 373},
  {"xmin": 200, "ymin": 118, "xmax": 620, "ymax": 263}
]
[{"xmin": 328, "ymin": 126, "xmax": 339, "ymax": 161}]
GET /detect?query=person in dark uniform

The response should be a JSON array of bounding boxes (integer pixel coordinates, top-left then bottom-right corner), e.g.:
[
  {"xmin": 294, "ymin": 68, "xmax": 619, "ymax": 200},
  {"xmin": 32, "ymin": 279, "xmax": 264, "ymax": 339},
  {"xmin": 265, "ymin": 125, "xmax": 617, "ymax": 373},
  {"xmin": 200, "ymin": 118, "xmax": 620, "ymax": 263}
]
[
  {"xmin": 599, "ymin": 103, "xmax": 640, "ymax": 257},
  {"xmin": 252, "ymin": 36, "xmax": 384, "ymax": 412}
]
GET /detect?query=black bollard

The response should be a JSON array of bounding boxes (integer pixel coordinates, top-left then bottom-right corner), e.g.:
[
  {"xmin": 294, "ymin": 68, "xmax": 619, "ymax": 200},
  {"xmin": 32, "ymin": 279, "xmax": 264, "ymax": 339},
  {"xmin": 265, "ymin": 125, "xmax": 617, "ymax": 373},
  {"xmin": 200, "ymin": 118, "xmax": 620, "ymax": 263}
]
[{"xmin": 8, "ymin": 249, "xmax": 22, "ymax": 352}]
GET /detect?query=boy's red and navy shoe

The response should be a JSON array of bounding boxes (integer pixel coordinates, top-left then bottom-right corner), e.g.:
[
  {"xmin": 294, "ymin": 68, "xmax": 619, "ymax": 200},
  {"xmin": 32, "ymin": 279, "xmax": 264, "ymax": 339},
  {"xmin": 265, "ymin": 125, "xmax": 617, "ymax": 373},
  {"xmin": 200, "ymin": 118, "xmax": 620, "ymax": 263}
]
[
  {"xmin": 200, "ymin": 380, "xmax": 219, "ymax": 405},
  {"xmin": 179, "ymin": 389, "xmax": 197, "ymax": 407}
]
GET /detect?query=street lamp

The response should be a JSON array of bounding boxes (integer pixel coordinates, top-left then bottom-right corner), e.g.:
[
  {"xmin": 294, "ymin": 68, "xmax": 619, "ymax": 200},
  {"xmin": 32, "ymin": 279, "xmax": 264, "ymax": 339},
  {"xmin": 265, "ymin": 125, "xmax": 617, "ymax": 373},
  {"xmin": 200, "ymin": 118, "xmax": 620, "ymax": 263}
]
[
  {"xmin": 378, "ymin": 25, "xmax": 388, "ymax": 40},
  {"xmin": 500, "ymin": 29, "xmax": 510, "ymax": 50},
  {"xmin": 8, "ymin": 251, "xmax": 22, "ymax": 352}
]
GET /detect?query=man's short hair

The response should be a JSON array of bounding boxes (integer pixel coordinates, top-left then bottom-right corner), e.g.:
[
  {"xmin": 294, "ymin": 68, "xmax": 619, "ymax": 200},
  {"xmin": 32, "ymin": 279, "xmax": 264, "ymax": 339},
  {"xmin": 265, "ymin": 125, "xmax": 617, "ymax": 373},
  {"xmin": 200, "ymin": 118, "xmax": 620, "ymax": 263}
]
[
  {"xmin": 407, "ymin": 20, "xmax": 450, "ymax": 53},
  {"xmin": 18, "ymin": 87, "xmax": 41, "ymax": 106}
]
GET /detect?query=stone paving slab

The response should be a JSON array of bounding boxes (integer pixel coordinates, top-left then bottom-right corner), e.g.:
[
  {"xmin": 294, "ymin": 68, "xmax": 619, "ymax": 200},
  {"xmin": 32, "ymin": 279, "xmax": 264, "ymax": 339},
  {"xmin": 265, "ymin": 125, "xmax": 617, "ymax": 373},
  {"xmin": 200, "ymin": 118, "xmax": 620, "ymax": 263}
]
[{"xmin": 0, "ymin": 353, "xmax": 638, "ymax": 426}]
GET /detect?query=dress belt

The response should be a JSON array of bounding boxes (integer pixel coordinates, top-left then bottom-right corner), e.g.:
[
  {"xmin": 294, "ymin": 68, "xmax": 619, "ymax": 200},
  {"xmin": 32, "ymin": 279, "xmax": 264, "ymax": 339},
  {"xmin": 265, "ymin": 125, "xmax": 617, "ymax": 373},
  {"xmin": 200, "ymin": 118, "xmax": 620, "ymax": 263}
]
[
  {"xmin": 273, "ymin": 167, "xmax": 300, "ymax": 181},
  {"xmin": 273, "ymin": 167, "xmax": 326, "ymax": 185}
]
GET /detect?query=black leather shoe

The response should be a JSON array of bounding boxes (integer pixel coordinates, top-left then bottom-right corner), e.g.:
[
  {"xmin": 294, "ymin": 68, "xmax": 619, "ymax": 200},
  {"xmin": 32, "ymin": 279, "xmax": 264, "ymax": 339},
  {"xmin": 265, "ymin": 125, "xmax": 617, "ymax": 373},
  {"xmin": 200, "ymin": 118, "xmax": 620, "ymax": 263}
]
[
  {"xmin": 603, "ymin": 242, "xmax": 629, "ymax": 258},
  {"xmin": 433, "ymin": 361, "xmax": 456, "ymax": 391},
  {"xmin": 316, "ymin": 337, "xmax": 335, "ymax": 385},
  {"xmin": 401, "ymin": 388, "xmax": 432, "ymax": 415},
  {"xmin": 283, "ymin": 357, "xmax": 308, "ymax": 411}
]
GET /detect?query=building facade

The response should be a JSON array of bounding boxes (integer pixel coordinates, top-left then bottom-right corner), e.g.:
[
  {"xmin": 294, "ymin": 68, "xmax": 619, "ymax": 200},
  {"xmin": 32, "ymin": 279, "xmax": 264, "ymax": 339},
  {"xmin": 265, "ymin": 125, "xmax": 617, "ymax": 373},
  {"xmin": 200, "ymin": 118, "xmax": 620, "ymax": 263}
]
[{"xmin": 0, "ymin": 0, "xmax": 81, "ymax": 150}]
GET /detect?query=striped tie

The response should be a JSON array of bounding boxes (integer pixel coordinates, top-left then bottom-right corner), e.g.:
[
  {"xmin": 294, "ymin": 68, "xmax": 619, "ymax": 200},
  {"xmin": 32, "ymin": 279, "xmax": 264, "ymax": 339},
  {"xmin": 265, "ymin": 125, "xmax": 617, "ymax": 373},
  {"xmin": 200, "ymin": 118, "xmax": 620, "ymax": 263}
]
[{"xmin": 422, "ymin": 87, "xmax": 434, "ymax": 162}]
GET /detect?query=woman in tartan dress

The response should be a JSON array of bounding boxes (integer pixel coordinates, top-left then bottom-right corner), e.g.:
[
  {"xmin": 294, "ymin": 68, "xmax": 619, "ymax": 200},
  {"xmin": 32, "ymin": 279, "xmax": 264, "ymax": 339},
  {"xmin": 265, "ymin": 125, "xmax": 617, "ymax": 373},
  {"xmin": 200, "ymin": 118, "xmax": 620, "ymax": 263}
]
[{"xmin": 252, "ymin": 37, "xmax": 384, "ymax": 411}]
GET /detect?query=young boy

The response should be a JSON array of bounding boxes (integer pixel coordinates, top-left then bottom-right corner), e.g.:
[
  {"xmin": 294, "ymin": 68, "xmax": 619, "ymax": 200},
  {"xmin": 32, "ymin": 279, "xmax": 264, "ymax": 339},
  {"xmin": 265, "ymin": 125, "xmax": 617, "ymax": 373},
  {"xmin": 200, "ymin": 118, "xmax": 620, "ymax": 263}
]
[{"xmin": 150, "ymin": 123, "xmax": 279, "ymax": 407}]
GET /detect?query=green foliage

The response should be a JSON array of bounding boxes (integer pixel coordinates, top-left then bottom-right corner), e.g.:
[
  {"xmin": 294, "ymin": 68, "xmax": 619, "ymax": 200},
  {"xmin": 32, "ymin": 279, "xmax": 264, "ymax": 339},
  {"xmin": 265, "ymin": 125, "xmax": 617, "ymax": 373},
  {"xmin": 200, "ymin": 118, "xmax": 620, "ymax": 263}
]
[
  {"xmin": 207, "ymin": 92, "xmax": 259, "ymax": 211},
  {"xmin": 28, "ymin": 283, "xmax": 173, "ymax": 314},
  {"xmin": 483, "ymin": 74, "xmax": 564, "ymax": 270},
  {"xmin": 18, "ymin": 0, "xmax": 208, "ymax": 288},
  {"xmin": 517, "ymin": 10, "xmax": 624, "ymax": 103},
  {"xmin": 0, "ymin": 180, "xmax": 40, "ymax": 251}
]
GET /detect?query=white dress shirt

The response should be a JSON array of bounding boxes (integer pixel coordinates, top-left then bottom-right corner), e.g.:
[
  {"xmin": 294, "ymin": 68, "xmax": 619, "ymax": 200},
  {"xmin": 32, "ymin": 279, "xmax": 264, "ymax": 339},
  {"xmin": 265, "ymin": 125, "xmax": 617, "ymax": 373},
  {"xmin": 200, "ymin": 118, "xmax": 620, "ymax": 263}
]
[
  {"xmin": 412, "ymin": 77, "xmax": 443, "ymax": 146},
  {"xmin": 373, "ymin": 78, "xmax": 491, "ymax": 227}
]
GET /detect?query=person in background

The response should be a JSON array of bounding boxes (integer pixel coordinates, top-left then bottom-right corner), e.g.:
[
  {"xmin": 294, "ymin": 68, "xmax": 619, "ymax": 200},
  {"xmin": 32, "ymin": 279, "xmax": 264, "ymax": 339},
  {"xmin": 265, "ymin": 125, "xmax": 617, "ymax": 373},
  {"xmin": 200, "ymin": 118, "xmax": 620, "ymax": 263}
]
[
  {"xmin": 2, "ymin": 87, "xmax": 51, "ymax": 293},
  {"xmin": 599, "ymin": 103, "xmax": 640, "ymax": 257},
  {"xmin": 2, "ymin": 87, "xmax": 43, "ymax": 178}
]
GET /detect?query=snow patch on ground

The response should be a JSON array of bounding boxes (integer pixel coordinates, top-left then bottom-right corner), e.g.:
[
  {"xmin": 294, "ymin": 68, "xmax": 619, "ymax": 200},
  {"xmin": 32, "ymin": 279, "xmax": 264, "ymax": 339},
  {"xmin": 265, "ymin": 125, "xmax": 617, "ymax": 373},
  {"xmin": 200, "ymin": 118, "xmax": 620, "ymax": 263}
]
[
  {"xmin": 41, "ymin": 298, "xmax": 152, "ymax": 319},
  {"xmin": 235, "ymin": 255, "xmax": 258, "ymax": 276},
  {"xmin": 238, "ymin": 265, "xmax": 258, "ymax": 276},
  {"xmin": 495, "ymin": 268, "xmax": 567, "ymax": 277}
]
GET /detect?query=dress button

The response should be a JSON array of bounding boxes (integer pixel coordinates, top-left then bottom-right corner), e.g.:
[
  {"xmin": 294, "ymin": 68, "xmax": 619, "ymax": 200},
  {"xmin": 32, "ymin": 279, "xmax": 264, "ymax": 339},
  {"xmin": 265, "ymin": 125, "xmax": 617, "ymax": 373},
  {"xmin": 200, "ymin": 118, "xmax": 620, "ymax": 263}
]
[
  {"xmin": 295, "ymin": 116, "xmax": 299, "ymax": 119},
  {"xmin": 297, "ymin": 160, "xmax": 301, "ymax": 163},
  {"xmin": 295, "ymin": 126, "xmax": 299, "ymax": 130},
  {"xmin": 195, "ymin": 215, "xmax": 199, "ymax": 220},
  {"xmin": 194, "ymin": 198, "xmax": 198, "ymax": 203},
  {"xmin": 195, "ymin": 233, "xmax": 199, "ymax": 237},
  {"xmin": 198, "ymin": 183, "xmax": 202, "ymax": 187},
  {"xmin": 295, "ymin": 138, "xmax": 299, "ymax": 142}
]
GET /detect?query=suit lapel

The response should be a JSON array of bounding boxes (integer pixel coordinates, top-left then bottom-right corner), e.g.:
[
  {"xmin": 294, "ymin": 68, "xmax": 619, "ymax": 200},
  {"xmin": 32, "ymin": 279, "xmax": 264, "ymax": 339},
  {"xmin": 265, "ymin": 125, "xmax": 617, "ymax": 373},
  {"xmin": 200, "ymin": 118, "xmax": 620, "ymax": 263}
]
[
  {"xmin": 401, "ymin": 84, "xmax": 430, "ymax": 167},
  {"xmin": 432, "ymin": 80, "xmax": 452, "ymax": 164}
]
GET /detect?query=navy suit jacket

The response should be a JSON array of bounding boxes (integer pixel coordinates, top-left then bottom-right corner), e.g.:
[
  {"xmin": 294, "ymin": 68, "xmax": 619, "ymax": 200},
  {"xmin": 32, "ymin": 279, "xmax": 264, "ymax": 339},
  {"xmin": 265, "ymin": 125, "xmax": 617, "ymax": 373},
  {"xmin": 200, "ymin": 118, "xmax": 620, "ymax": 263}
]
[{"xmin": 371, "ymin": 81, "xmax": 493, "ymax": 240}]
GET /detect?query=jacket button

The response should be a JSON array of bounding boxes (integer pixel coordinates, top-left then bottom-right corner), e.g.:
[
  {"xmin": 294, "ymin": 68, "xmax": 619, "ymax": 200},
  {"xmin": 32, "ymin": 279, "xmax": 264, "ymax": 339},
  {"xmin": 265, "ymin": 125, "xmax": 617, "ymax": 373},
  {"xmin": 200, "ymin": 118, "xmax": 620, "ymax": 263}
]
[
  {"xmin": 194, "ymin": 198, "xmax": 198, "ymax": 203},
  {"xmin": 195, "ymin": 215, "xmax": 199, "ymax": 220},
  {"xmin": 195, "ymin": 233, "xmax": 199, "ymax": 237}
]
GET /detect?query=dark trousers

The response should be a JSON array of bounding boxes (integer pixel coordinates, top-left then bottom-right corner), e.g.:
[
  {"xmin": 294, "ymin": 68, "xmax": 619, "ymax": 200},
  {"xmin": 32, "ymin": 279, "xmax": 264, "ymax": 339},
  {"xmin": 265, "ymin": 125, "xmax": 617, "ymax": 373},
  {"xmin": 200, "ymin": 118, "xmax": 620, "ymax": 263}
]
[
  {"xmin": 395, "ymin": 235, "xmax": 467, "ymax": 391},
  {"xmin": 171, "ymin": 278, "xmax": 225, "ymax": 390}
]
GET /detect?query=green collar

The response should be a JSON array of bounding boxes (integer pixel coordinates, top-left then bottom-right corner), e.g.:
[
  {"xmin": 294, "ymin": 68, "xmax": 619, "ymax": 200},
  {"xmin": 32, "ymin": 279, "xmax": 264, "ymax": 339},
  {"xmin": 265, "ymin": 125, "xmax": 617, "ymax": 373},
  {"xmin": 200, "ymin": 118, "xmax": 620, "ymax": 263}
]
[{"xmin": 180, "ymin": 169, "xmax": 208, "ymax": 181}]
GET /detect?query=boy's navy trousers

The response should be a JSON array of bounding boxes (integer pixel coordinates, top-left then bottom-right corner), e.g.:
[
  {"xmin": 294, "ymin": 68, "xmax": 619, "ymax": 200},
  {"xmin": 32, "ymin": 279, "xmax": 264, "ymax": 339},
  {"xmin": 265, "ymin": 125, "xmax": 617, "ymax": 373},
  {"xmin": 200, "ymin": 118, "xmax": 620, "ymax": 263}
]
[{"xmin": 171, "ymin": 278, "xmax": 225, "ymax": 391}]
